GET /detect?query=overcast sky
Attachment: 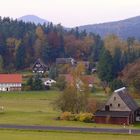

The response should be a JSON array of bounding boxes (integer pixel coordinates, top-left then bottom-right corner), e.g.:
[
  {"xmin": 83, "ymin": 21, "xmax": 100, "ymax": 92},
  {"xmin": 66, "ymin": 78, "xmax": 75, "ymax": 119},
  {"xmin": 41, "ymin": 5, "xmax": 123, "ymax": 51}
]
[{"xmin": 1, "ymin": 0, "xmax": 140, "ymax": 27}]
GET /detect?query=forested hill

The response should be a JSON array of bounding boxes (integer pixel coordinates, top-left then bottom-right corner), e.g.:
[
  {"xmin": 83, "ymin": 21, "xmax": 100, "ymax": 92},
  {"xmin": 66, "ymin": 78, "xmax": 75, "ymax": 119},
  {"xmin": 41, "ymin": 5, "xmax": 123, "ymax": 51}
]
[
  {"xmin": 78, "ymin": 16, "xmax": 140, "ymax": 39},
  {"xmin": 1, "ymin": 16, "xmax": 140, "ymax": 78},
  {"xmin": 0, "ymin": 17, "xmax": 103, "ymax": 72}
]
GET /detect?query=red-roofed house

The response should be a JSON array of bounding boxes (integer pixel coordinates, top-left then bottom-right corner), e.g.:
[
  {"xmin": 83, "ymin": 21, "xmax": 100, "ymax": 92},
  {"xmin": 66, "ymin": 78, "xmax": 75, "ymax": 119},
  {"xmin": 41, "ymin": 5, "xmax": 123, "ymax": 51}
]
[
  {"xmin": 60, "ymin": 74, "xmax": 94, "ymax": 88},
  {"xmin": 0, "ymin": 74, "xmax": 22, "ymax": 91}
]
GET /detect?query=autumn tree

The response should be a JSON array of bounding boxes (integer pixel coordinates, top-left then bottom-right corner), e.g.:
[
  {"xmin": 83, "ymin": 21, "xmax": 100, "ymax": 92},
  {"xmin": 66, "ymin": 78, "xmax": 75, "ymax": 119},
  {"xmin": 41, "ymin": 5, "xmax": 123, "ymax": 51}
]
[
  {"xmin": 104, "ymin": 34, "xmax": 127, "ymax": 56},
  {"xmin": 120, "ymin": 59, "xmax": 140, "ymax": 92},
  {"xmin": 56, "ymin": 85, "xmax": 89, "ymax": 113},
  {"xmin": 55, "ymin": 62, "xmax": 90, "ymax": 113}
]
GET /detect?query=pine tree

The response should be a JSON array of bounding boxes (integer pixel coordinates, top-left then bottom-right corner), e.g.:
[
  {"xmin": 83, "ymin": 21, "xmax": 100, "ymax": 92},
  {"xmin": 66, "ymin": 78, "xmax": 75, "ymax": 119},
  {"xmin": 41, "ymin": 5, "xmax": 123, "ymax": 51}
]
[
  {"xmin": 0, "ymin": 55, "xmax": 3, "ymax": 73},
  {"xmin": 97, "ymin": 49, "xmax": 113, "ymax": 83},
  {"xmin": 32, "ymin": 75, "xmax": 43, "ymax": 90},
  {"xmin": 113, "ymin": 47, "xmax": 122, "ymax": 77},
  {"xmin": 16, "ymin": 45, "xmax": 25, "ymax": 69}
]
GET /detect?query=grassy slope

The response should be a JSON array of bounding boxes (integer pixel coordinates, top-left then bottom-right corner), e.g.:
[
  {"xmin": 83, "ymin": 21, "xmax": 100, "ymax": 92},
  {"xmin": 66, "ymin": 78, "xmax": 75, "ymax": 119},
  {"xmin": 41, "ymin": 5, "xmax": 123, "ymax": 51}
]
[{"xmin": 0, "ymin": 130, "xmax": 140, "ymax": 140}]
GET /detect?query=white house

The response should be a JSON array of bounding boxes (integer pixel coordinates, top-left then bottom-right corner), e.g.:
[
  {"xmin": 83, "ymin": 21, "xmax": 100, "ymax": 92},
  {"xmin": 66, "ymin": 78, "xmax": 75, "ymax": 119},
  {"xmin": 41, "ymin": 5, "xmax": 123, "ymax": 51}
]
[
  {"xmin": 0, "ymin": 74, "xmax": 22, "ymax": 91},
  {"xmin": 42, "ymin": 78, "xmax": 56, "ymax": 87}
]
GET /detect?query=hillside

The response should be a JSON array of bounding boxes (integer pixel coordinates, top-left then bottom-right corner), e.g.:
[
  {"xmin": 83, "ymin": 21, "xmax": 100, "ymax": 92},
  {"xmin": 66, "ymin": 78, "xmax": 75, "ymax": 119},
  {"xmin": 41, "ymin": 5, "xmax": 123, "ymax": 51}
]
[
  {"xmin": 18, "ymin": 15, "xmax": 140, "ymax": 39},
  {"xmin": 18, "ymin": 15, "xmax": 49, "ymax": 25},
  {"xmin": 78, "ymin": 16, "xmax": 140, "ymax": 39}
]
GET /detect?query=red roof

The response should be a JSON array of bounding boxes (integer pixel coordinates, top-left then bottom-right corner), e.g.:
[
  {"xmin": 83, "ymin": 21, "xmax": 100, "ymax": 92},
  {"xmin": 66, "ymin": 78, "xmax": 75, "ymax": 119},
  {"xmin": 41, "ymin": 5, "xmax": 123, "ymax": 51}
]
[
  {"xmin": 0, "ymin": 74, "xmax": 22, "ymax": 83},
  {"xmin": 60, "ymin": 74, "xmax": 94, "ymax": 85}
]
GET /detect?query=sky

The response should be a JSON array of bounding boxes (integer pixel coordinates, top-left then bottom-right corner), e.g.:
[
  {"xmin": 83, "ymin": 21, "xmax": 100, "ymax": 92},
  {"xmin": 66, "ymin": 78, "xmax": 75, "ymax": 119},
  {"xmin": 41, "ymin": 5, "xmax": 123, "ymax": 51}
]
[{"xmin": 0, "ymin": 0, "xmax": 140, "ymax": 27}]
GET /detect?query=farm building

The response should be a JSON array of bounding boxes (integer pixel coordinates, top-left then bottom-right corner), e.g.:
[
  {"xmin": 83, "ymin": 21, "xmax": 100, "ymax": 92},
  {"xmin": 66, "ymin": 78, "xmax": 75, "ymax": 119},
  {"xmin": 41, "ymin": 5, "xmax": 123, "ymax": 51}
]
[
  {"xmin": 95, "ymin": 87, "xmax": 140, "ymax": 125},
  {"xmin": 32, "ymin": 58, "xmax": 48, "ymax": 73},
  {"xmin": 42, "ymin": 78, "xmax": 56, "ymax": 87},
  {"xmin": 0, "ymin": 74, "xmax": 22, "ymax": 91},
  {"xmin": 56, "ymin": 58, "xmax": 76, "ymax": 66}
]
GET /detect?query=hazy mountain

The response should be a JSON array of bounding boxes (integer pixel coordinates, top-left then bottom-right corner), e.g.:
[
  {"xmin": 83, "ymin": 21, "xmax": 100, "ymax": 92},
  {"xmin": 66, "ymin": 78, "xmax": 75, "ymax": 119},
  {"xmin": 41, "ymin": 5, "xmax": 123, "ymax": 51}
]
[
  {"xmin": 78, "ymin": 16, "xmax": 140, "ymax": 39},
  {"xmin": 18, "ymin": 15, "xmax": 49, "ymax": 25}
]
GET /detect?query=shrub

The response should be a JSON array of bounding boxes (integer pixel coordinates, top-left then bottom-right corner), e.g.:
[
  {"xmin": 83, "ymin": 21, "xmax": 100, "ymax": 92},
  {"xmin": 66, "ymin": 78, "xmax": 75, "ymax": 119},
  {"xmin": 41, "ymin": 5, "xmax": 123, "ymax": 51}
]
[
  {"xmin": 60, "ymin": 112, "xmax": 94, "ymax": 123},
  {"xmin": 60, "ymin": 112, "xmax": 75, "ymax": 121},
  {"xmin": 78, "ymin": 113, "xmax": 93, "ymax": 123}
]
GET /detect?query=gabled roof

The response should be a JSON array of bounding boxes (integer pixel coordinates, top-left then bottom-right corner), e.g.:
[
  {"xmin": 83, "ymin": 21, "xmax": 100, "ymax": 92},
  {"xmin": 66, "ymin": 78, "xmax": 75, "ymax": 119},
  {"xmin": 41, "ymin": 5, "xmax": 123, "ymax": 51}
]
[
  {"xmin": 95, "ymin": 111, "xmax": 131, "ymax": 117},
  {"xmin": 32, "ymin": 58, "xmax": 47, "ymax": 69},
  {"xmin": 56, "ymin": 58, "xmax": 76, "ymax": 64},
  {"xmin": 116, "ymin": 88, "xmax": 139, "ymax": 111},
  {"xmin": 0, "ymin": 74, "xmax": 22, "ymax": 83}
]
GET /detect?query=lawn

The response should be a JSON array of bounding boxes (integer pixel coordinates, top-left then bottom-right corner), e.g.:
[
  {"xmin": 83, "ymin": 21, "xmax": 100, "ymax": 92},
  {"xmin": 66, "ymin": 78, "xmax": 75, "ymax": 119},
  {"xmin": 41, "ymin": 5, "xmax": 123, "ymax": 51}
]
[
  {"xmin": 0, "ymin": 90, "xmax": 139, "ymax": 129},
  {"xmin": 0, "ymin": 130, "xmax": 140, "ymax": 140}
]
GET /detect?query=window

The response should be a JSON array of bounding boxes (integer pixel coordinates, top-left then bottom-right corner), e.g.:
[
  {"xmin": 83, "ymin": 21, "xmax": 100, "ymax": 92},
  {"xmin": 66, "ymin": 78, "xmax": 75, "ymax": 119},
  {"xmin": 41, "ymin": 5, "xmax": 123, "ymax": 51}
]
[
  {"xmin": 114, "ymin": 97, "xmax": 116, "ymax": 101},
  {"xmin": 110, "ymin": 104, "xmax": 112, "ymax": 107},
  {"xmin": 118, "ymin": 104, "xmax": 120, "ymax": 107},
  {"xmin": 105, "ymin": 105, "xmax": 110, "ymax": 111}
]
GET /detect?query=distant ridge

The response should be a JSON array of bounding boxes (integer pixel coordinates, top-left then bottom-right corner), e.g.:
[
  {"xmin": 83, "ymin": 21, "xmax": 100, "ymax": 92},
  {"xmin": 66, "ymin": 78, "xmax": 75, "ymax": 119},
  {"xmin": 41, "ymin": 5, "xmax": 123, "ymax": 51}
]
[
  {"xmin": 18, "ymin": 15, "xmax": 140, "ymax": 39},
  {"xmin": 18, "ymin": 15, "xmax": 49, "ymax": 25},
  {"xmin": 78, "ymin": 16, "xmax": 140, "ymax": 39}
]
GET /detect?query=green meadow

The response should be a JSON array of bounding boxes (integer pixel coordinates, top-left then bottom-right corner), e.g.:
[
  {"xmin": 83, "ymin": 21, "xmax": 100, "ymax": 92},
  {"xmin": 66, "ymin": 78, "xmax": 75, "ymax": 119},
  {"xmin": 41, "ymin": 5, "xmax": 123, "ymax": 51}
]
[
  {"xmin": 0, "ymin": 90, "xmax": 139, "ymax": 128},
  {"xmin": 0, "ymin": 90, "xmax": 140, "ymax": 140}
]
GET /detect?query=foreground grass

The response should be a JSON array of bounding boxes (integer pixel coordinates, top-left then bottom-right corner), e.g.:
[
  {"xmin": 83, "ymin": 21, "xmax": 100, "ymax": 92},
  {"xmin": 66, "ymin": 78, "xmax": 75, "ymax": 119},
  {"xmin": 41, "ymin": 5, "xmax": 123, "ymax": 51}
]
[{"xmin": 0, "ymin": 130, "xmax": 140, "ymax": 140}]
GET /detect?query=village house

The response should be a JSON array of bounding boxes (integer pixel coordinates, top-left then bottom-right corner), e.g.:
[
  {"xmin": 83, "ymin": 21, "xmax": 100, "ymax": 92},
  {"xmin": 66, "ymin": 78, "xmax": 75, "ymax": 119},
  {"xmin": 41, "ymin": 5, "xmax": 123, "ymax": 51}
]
[
  {"xmin": 60, "ymin": 74, "xmax": 94, "ymax": 89},
  {"xmin": 95, "ymin": 87, "xmax": 140, "ymax": 125},
  {"xmin": 0, "ymin": 74, "xmax": 22, "ymax": 91},
  {"xmin": 32, "ymin": 58, "xmax": 48, "ymax": 74},
  {"xmin": 42, "ymin": 78, "xmax": 56, "ymax": 87},
  {"xmin": 56, "ymin": 58, "xmax": 76, "ymax": 66}
]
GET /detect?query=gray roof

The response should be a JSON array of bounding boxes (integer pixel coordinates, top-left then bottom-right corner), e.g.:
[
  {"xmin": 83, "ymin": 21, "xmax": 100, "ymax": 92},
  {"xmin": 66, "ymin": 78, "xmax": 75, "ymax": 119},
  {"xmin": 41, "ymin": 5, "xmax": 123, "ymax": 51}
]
[
  {"xmin": 56, "ymin": 58, "xmax": 76, "ymax": 64},
  {"xmin": 32, "ymin": 58, "xmax": 47, "ymax": 69},
  {"xmin": 95, "ymin": 111, "xmax": 131, "ymax": 117},
  {"xmin": 115, "ymin": 88, "xmax": 139, "ymax": 111}
]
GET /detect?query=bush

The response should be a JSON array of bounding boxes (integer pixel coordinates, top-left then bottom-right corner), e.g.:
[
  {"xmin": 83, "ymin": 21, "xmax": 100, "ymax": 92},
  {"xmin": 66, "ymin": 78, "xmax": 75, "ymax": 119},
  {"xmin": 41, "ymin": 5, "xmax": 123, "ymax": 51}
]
[
  {"xmin": 60, "ymin": 112, "xmax": 75, "ymax": 121},
  {"xmin": 78, "ymin": 113, "xmax": 93, "ymax": 123},
  {"xmin": 60, "ymin": 112, "xmax": 93, "ymax": 123}
]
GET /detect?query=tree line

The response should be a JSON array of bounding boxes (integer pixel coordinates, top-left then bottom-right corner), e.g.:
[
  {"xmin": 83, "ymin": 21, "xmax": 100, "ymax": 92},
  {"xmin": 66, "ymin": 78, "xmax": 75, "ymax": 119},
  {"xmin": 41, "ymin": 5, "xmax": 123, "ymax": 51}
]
[{"xmin": 0, "ymin": 17, "xmax": 102, "ymax": 72}]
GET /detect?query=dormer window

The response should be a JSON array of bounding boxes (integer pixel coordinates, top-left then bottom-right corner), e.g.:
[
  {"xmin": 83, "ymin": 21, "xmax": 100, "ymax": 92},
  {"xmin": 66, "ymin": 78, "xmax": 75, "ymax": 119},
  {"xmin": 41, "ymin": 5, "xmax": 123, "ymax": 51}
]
[
  {"xmin": 118, "ymin": 104, "xmax": 120, "ymax": 107},
  {"xmin": 114, "ymin": 97, "xmax": 116, "ymax": 101},
  {"xmin": 110, "ymin": 104, "xmax": 112, "ymax": 107}
]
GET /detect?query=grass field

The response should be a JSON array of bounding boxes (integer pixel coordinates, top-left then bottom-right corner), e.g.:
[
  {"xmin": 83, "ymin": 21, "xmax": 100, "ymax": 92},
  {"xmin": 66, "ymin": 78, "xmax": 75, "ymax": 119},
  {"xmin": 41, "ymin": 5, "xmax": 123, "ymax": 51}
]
[
  {"xmin": 0, "ymin": 90, "xmax": 140, "ymax": 129},
  {"xmin": 0, "ymin": 130, "xmax": 140, "ymax": 140}
]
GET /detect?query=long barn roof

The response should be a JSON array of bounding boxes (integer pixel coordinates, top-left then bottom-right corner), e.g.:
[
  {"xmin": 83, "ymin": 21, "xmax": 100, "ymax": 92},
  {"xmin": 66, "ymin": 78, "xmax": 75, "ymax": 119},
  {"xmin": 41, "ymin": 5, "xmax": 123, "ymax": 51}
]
[{"xmin": 0, "ymin": 74, "xmax": 22, "ymax": 83}]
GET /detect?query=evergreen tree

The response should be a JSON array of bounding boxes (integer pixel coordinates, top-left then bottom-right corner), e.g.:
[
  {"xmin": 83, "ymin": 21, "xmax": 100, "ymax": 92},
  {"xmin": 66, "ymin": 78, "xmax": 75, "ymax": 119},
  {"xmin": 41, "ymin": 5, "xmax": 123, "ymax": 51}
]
[
  {"xmin": 0, "ymin": 55, "xmax": 3, "ymax": 73},
  {"xmin": 32, "ymin": 75, "xmax": 43, "ymax": 90},
  {"xmin": 97, "ymin": 49, "xmax": 113, "ymax": 83},
  {"xmin": 26, "ymin": 77, "xmax": 33, "ymax": 90},
  {"xmin": 113, "ymin": 47, "xmax": 122, "ymax": 77},
  {"xmin": 91, "ymin": 35, "xmax": 103, "ymax": 61},
  {"xmin": 49, "ymin": 65, "xmax": 58, "ymax": 80},
  {"xmin": 42, "ymin": 43, "xmax": 53, "ymax": 64},
  {"xmin": 110, "ymin": 79, "xmax": 124, "ymax": 91},
  {"xmin": 16, "ymin": 45, "xmax": 25, "ymax": 69}
]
